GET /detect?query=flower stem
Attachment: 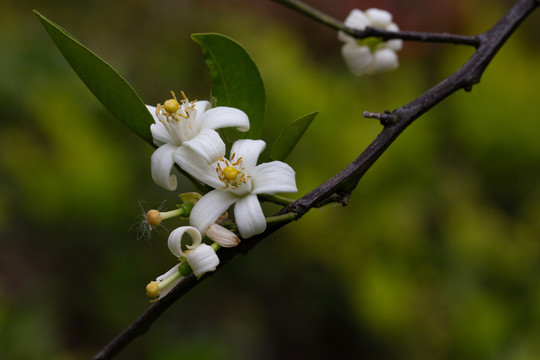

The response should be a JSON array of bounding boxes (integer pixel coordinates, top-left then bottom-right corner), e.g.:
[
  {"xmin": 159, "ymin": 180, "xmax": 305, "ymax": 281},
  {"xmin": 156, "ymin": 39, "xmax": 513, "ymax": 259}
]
[
  {"xmin": 266, "ymin": 212, "xmax": 296, "ymax": 224},
  {"xmin": 259, "ymin": 194, "xmax": 296, "ymax": 206},
  {"xmin": 158, "ymin": 268, "xmax": 182, "ymax": 291},
  {"xmin": 160, "ymin": 208, "xmax": 184, "ymax": 220},
  {"xmin": 271, "ymin": 0, "xmax": 346, "ymax": 32}
]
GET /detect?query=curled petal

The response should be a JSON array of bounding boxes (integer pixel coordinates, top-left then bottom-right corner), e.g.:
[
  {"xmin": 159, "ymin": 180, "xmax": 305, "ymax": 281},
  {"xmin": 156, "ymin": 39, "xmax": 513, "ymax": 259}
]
[
  {"xmin": 151, "ymin": 143, "xmax": 178, "ymax": 191},
  {"xmin": 251, "ymin": 161, "xmax": 297, "ymax": 195},
  {"xmin": 182, "ymin": 128, "xmax": 226, "ymax": 164},
  {"xmin": 185, "ymin": 244, "xmax": 220, "ymax": 277},
  {"xmin": 341, "ymin": 43, "xmax": 373, "ymax": 76},
  {"xmin": 168, "ymin": 226, "xmax": 202, "ymax": 258},
  {"xmin": 199, "ymin": 107, "xmax": 250, "ymax": 132},
  {"xmin": 173, "ymin": 146, "xmax": 224, "ymax": 189},
  {"xmin": 230, "ymin": 139, "xmax": 266, "ymax": 172},
  {"xmin": 190, "ymin": 190, "xmax": 238, "ymax": 235},
  {"xmin": 234, "ymin": 195, "xmax": 267, "ymax": 238},
  {"xmin": 365, "ymin": 8, "xmax": 393, "ymax": 28},
  {"xmin": 369, "ymin": 48, "xmax": 399, "ymax": 74}
]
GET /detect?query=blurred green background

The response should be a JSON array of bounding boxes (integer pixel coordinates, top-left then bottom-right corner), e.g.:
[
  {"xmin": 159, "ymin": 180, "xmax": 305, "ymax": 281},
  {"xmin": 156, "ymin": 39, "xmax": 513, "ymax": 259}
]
[{"xmin": 2, "ymin": 0, "xmax": 540, "ymax": 359}]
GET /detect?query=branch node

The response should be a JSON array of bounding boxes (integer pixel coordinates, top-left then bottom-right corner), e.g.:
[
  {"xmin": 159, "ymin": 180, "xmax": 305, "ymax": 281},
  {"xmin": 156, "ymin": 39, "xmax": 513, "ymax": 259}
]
[{"xmin": 363, "ymin": 110, "xmax": 396, "ymax": 126}]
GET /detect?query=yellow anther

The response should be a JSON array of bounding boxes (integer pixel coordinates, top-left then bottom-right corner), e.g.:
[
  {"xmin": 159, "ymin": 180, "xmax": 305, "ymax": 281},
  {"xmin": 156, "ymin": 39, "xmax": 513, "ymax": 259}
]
[
  {"xmin": 146, "ymin": 281, "xmax": 160, "ymax": 298},
  {"xmin": 163, "ymin": 99, "xmax": 180, "ymax": 114},
  {"xmin": 223, "ymin": 166, "xmax": 240, "ymax": 181}
]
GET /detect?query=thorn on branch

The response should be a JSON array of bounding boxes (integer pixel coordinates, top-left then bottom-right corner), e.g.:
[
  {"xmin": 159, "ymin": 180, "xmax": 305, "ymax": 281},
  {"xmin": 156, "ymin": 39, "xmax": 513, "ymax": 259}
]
[{"xmin": 363, "ymin": 110, "xmax": 396, "ymax": 126}]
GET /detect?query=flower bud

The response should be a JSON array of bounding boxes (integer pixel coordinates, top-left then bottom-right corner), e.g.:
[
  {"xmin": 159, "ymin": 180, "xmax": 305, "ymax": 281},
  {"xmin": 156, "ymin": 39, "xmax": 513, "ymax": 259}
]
[
  {"xmin": 146, "ymin": 210, "xmax": 162, "ymax": 227},
  {"xmin": 185, "ymin": 244, "xmax": 220, "ymax": 277},
  {"xmin": 206, "ymin": 224, "xmax": 240, "ymax": 247}
]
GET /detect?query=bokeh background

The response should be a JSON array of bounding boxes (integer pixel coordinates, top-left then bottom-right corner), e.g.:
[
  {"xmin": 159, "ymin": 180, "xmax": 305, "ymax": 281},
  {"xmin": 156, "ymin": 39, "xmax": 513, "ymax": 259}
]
[{"xmin": 2, "ymin": 0, "xmax": 540, "ymax": 359}]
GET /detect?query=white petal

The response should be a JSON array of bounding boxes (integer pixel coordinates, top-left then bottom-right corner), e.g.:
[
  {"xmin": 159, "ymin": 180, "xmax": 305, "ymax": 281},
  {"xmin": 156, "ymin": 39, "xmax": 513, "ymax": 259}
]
[
  {"xmin": 234, "ymin": 195, "xmax": 266, "ymax": 238},
  {"xmin": 190, "ymin": 190, "xmax": 238, "ymax": 234},
  {"xmin": 199, "ymin": 107, "xmax": 250, "ymax": 132},
  {"xmin": 182, "ymin": 128, "xmax": 226, "ymax": 164},
  {"xmin": 251, "ymin": 161, "xmax": 297, "ymax": 195},
  {"xmin": 156, "ymin": 263, "xmax": 181, "ymax": 282},
  {"xmin": 151, "ymin": 143, "xmax": 178, "ymax": 191},
  {"xmin": 384, "ymin": 23, "xmax": 403, "ymax": 51},
  {"xmin": 341, "ymin": 43, "xmax": 373, "ymax": 76},
  {"xmin": 193, "ymin": 100, "xmax": 212, "ymax": 115},
  {"xmin": 386, "ymin": 39, "xmax": 403, "ymax": 51},
  {"xmin": 368, "ymin": 48, "xmax": 399, "ymax": 74},
  {"xmin": 168, "ymin": 226, "xmax": 202, "ymax": 258},
  {"xmin": 173, "ymin": 146, "xmax": 223, "ymax": 189},
  {"xmin": 365, "ymin": 8, "xmax": 393, "ymax": 28},
  {"xmin": 343, "ymin": 9, "xmax": 370, "ymax": 30},
  {"xmin": 230, "ymin": 139, "xmax": 266, "ymax": 172},
  {"xmin": 206, "ymin": 224, "xmax": 240, "ymax": 247},
  {"xmin": 185, "ymin": 244, "xmax": 220, "ymax": 277},
  {"xmin": 147, "ymin": 105, "xmax": 171, "ymax": 146}
]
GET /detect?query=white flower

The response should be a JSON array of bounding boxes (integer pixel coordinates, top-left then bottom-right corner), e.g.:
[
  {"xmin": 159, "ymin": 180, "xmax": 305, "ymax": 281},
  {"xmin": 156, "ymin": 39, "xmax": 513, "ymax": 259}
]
[
  {"xmin": 168, "ymin": 226, "xmax": 220, "ymax": 278},
  {"xmin": 338, "ymin": 8, "xmax": 403, "ymax": 76},
  {"xmin": 175, "ymin": 139, "xmax": 297, "ymax": 238},
  {"xmin": 147, "ymin": 91, "xmax": 250, "ymax": 191}
]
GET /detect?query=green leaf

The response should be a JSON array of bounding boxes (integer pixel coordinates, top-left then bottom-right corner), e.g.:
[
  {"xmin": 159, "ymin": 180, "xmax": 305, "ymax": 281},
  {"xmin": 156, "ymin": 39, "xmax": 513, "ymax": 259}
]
[
  {"xmin": 191, "ymin": 33, "xmax": 266, "ymax": 143},
  {"xmin": 270, "ymin": 111, "xmax": 318, "ymax": 161},
  {"xmin": 34, "ymin": 11, "xmax": 154, "ymax": 144}
]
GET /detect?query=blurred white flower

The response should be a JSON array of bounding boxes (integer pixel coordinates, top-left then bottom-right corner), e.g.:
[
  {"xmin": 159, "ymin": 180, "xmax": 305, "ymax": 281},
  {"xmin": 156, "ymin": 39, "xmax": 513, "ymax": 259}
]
[{"xmin": 338, "ymin": 8, "xmax": 403, "ymax": 76}]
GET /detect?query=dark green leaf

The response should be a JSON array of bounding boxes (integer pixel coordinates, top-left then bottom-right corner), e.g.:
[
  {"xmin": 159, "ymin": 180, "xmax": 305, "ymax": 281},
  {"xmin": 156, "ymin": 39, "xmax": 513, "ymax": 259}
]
[
  {"xmin": 34, "ymin": 11, "xmax": 154, "ymax": 144},
  {"xmin": 270, "ymin": 111, "xmax": 318, "ymax": 161},
  {"xmin": 191, "ymin": 33, "xmax": 266, "ymax": 143}
]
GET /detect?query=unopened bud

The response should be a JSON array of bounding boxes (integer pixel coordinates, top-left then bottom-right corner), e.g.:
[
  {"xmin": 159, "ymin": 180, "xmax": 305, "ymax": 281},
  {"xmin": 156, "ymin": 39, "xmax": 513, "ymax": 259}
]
[{"xmin": 206, "ymin": 224, "xmax": 240, "ymax": 247}]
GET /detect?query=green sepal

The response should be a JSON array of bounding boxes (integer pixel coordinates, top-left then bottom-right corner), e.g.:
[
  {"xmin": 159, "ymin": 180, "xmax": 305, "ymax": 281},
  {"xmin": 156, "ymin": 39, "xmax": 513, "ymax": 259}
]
[{"xmin": 178, "ymin": 262, "xmax": 193, "ymax": 277}]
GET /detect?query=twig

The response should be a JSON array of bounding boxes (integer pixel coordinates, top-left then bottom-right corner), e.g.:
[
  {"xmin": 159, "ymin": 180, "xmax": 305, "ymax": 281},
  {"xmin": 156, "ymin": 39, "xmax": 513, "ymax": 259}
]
[
  {"xmin": 93, "ymin": 0, "xmax": 539, "ymax": 358},
  {"xmin": 272, "ymin": 0, "xmax": 480, "ymax": 46}
]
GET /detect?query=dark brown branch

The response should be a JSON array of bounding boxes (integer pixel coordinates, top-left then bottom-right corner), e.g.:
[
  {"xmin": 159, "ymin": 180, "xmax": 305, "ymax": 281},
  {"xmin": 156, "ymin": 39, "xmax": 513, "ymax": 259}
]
[
  {"xmin": 93, "ymin": 0, "xmax": 539, "ymax": 358},
  {"xmin": 352, "ymin": 27, "xmax": 481, "ymax": 47}
]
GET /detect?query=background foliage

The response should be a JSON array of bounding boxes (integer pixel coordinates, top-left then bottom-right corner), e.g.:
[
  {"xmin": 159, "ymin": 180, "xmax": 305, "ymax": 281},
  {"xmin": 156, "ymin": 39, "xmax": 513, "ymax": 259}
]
[{"xmin": 1, "ymin": 0, "xmax": 540, "ymax": 359}]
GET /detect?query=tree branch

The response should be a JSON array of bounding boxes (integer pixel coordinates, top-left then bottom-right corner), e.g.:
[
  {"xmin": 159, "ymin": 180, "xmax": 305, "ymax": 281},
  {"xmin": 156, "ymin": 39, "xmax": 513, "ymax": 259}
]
[
  {"xmin": 272, "ymin": 0, "xmax": 481, "ymax": 46},
  {"xmin": 93, "ymin": 0, "xmax": 539, "ymax": 358}
]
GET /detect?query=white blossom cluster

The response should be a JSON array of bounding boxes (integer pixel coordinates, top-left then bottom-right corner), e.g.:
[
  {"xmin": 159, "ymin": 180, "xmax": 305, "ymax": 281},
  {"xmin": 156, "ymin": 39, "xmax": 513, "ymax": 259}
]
[
  {"xmin": 145, "ymin": 92, "xmax": 297, "ymax": 299},
  {"xmin": 338, "ymin": 8, "xmax": 403, "ymax": 76}
]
